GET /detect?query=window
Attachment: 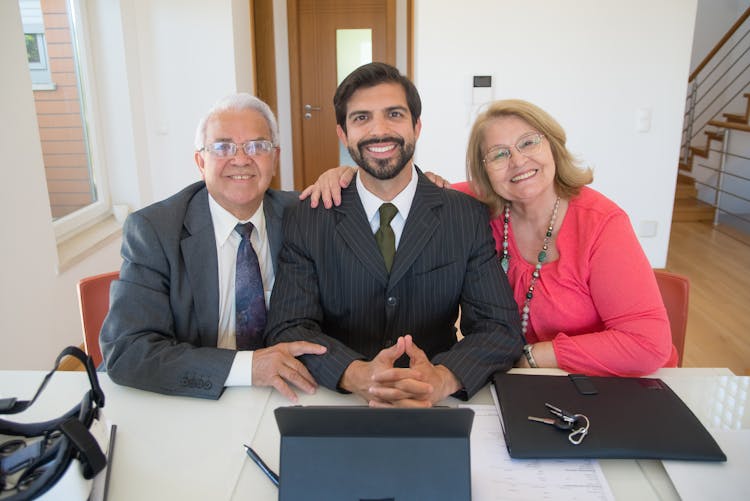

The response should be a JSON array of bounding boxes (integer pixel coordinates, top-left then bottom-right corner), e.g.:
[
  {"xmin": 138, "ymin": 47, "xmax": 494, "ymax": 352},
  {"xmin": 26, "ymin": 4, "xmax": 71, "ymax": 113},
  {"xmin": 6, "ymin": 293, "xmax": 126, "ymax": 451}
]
[
  {"xmin": 20, "ymin": 0, "xmax": 110, "ymax": 238},
  {"xmin": 20, "ymin": 0, "xmax": 53, "ymax": 87},
  {"xmin": 26, "ymin": 32, "xmax": 52, "ymax": 81}
]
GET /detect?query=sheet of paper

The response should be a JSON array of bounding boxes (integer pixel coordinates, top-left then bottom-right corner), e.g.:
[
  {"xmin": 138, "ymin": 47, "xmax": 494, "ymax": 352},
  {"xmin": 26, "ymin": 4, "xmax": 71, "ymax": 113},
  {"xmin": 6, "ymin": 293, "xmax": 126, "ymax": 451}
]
[
  {"xmin": 662, "ymin": 429, "xmax": 750, "ymax": 501},
  {"xmin": 461, "ymin": 404, "xmax": 615, "ymax": 501}
]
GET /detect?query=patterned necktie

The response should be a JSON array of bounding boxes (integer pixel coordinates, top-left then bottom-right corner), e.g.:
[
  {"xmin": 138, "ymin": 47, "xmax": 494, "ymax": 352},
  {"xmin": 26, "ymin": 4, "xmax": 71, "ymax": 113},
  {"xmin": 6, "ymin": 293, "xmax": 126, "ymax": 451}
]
[
  {"xmin": 234, "ymin": 222, "xmax": 266, "ymax": 350},
  {"xmin": 375, "ymin": 203, "xmax": 398, "ymax": 272}
]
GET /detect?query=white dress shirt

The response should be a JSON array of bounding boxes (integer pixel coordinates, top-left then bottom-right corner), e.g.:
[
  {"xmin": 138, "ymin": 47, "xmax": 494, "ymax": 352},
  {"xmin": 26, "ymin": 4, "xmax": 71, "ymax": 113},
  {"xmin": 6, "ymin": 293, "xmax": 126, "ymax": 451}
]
[
  {"xmin": 356, "ymin": 164, "xmax": 419, "ymax": 247},
  {"xmin": 208, "ymin": 195, "xmax": 275, "ymax": 386}
]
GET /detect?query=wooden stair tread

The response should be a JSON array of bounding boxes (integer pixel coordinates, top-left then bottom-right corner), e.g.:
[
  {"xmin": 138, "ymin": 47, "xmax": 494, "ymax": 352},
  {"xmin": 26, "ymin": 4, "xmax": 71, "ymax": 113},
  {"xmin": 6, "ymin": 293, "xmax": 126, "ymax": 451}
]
[
  {"xmin": 723, "ymin": 113, "xmax": 746, "ymax": 122},
  {"xmin": 673, "ymin": 198, "xmax": 715, "ymax": 222},
  {"xmin": 707, "ymin": 119, "xmax": 750, "ymax": 132},
  {"xmin": 678, "ymin": 162, "xmax": 692, "ymax": 173},
  {"xmin": 677, "ymin": 172, "xmax": 693, "ymax": 183},
  {"xmin": 675, "ymin": 183, "xmax": 697, "ymax": 199}
]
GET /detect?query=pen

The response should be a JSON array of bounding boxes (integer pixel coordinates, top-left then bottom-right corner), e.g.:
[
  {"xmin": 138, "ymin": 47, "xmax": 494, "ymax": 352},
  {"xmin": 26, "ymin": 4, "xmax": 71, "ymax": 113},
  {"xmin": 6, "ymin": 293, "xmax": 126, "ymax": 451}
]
[{"xmin": 243, "ymin": 444, "xmax": 279, "ymax": 487}]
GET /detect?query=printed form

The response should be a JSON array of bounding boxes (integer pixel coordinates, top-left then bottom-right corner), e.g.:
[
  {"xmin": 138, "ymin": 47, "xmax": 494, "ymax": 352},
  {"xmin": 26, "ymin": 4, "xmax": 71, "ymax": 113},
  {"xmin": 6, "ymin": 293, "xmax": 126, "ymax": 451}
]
[{"xmin": 462, "ymin": 405, "xmax": 615, "ymax": 501}]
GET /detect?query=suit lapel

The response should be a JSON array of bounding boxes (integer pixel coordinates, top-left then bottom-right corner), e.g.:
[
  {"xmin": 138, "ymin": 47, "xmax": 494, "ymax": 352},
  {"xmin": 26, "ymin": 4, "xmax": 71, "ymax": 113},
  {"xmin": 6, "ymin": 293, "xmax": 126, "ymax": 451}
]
[
  {"xmin": 334, "ymin": 181, "xmax": 389, "ymax": 285},
  {"xmin": 263, "ymin": 189, "xmax": 284, "ymax": 274},
  {"xmin": 389, "ymin": 173, "xmax": 442, "ymax": 288},
  {"xmin": 181, "ymin": 188, "xmax": 220, "ymax": 346}
]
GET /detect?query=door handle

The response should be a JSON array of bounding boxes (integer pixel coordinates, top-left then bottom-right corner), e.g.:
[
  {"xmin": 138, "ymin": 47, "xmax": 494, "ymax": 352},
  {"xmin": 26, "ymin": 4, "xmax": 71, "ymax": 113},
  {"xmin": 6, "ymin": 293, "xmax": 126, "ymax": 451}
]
[{"xmin": 304, "ymin": 104, "xmax": 321, "ymax": 112}]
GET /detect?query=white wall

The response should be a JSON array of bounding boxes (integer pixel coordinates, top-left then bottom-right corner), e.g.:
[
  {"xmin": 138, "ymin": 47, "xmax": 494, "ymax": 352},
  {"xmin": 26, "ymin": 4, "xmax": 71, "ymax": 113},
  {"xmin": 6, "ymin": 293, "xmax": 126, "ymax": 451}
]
[
  {"xmin": 414, "ymin": 0, "xmax": 697, "ymax": 266},
  {"xmin": 128, "ymin": 0, "xmax": 247, "ymax": 202},
  {"xmin": 0, "ymin": 0, "xmax": 699, "ymax": 368}
]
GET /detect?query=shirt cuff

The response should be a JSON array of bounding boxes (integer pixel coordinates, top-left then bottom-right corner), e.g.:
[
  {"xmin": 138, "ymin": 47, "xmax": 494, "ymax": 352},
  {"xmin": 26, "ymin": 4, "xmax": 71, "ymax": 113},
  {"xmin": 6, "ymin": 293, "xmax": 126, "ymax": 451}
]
[{"xmin": 224, "ymin": 350, "xmax": 254, "ymax": 387}]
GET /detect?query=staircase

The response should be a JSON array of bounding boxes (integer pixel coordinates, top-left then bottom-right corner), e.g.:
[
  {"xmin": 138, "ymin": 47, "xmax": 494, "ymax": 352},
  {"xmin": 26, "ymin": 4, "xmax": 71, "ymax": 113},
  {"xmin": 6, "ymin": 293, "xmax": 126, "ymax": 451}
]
[
  {"xmin": 677, "ymin": 8, "xmax": 750, "ymax": 229},
  {"xmin": 674, "ymin": 128, "xmax": 722, "ymax": 222}
]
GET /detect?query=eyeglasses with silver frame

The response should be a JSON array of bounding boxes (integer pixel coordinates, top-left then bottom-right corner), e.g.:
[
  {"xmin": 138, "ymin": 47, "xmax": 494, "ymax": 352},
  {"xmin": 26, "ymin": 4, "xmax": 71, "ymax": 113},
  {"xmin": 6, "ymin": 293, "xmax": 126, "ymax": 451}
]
[
  {"xmin": 483, "ymin": 132, "xmax": 545, "ymax": 170},
  {"xmin": 200, "ymin": 140, "xmax": 276, "ymax": 158}
]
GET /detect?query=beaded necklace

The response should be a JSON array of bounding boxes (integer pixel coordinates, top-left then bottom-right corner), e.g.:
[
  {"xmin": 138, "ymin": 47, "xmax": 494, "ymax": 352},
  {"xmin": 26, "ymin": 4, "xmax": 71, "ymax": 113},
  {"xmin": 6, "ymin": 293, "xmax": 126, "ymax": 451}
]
[{"xmin": 500, "ymin": 197, "xmax": 561, "ymax": 337}]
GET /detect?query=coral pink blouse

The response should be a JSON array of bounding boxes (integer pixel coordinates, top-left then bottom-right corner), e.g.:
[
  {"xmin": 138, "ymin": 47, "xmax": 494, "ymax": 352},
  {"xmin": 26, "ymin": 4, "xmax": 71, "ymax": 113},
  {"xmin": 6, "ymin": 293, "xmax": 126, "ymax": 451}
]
[{"xmin": 454, "ymin": 183, "xmax": 677, "ymax": 376}]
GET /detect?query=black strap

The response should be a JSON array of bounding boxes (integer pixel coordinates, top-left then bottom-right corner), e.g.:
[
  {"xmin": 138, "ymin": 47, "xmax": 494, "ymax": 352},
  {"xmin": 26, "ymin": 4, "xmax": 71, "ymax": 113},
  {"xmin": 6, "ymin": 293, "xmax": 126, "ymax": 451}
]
[
  {"xmin": 60, "ymin": 418, "xmax": 107, "ymax": 479},
  {"xmin": 0, "ymin": 346, "xmax": 104, "ymax": 416},
  {"xmin": 0, "ymin": 398, "xmax": 17, "ymax": 412}
]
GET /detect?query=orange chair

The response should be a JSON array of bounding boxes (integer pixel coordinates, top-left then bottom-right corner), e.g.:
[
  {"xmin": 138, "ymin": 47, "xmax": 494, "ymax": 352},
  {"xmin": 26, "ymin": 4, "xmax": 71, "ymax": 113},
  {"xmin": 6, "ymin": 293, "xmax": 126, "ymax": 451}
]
[
  {"xmin": 654, "ymin": 270, "xmax": 690, "ymax": 367},
  {"xmin": 77, "ymin": 271, "xmax": 119, "ymax": 367}
]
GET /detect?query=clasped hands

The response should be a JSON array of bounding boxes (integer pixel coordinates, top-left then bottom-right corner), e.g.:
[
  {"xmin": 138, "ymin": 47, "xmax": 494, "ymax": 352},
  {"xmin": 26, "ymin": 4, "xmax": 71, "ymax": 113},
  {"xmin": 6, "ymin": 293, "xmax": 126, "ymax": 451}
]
[{"xmin": 340, "ymin": 335, "xmax": 461, "ymax": 407}]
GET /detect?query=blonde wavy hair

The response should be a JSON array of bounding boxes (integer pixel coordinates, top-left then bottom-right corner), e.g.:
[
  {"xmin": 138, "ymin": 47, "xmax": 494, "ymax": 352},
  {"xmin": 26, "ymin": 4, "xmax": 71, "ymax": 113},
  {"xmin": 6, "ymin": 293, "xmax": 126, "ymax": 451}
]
[{"xmin": 466, "ymin": 99, "xmax": 593, "ymax": 216}]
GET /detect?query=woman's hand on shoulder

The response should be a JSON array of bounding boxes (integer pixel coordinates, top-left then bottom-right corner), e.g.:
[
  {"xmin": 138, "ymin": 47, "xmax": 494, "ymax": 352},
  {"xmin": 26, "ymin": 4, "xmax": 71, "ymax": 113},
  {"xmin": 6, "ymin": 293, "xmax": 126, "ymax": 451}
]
[{"xmin": 423, "ymin": 171, "xmax": 451, "ymax": 189}]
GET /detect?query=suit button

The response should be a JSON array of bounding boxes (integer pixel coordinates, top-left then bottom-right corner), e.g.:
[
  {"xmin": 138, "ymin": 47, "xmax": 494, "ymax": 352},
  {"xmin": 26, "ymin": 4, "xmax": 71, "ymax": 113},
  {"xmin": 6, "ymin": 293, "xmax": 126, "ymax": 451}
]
[{"xmin": 386, "ymin": 296, "xmax": 398, "ymax": 307}]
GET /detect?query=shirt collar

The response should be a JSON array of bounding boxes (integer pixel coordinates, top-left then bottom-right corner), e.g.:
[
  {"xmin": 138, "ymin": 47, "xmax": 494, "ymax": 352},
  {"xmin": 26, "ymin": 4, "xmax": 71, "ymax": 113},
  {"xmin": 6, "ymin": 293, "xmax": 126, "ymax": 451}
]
[
  {"xmin": 356, "ymin": 164, "xmax": 418, "ymax": 223},
  {"xmin": 208, "ymin": 194, "xmax": 266, "ymax": 246}
]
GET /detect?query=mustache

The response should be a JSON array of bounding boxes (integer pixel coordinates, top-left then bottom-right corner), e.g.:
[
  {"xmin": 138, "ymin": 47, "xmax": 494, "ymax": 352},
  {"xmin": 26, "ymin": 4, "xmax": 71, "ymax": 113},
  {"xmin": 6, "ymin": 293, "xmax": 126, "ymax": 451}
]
[{"xmin": 358, "ymin": 136, "xmax": 405, "ymax": 149}]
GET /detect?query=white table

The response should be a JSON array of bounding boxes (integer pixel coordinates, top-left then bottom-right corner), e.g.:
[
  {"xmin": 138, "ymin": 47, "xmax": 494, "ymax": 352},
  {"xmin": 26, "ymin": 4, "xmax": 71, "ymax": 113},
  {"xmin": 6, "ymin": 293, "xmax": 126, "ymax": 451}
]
[
  {"xmin": 0, "ymin": 371, "xmax": 270, "ymax": 501},
  {"xmin": 1, "ymin": 368, "xmax": 746, "ymax": 500}
]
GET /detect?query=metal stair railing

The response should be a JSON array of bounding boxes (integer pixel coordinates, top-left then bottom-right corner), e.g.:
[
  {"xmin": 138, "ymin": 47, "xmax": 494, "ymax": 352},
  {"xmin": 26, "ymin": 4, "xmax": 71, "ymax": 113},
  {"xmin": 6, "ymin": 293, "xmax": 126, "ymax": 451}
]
[{"xmin": 681, "ymin": 7, "xmax": 750, "ymax": 233}]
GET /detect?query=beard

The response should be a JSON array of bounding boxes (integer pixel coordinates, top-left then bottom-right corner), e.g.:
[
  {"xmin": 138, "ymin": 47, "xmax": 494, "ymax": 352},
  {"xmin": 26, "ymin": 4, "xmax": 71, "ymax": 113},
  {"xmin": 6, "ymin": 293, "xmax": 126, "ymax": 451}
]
[{"xmin": 348, "ymin": 136, "xmax": 415, "ymax": 180}]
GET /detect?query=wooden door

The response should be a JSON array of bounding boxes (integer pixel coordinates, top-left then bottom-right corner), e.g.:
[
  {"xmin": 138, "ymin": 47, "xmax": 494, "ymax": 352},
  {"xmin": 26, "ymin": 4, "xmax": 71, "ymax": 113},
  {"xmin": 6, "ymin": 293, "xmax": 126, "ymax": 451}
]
[{"xmin": 288, "ymin": 0, "xmax": 396, "ymax": 189}]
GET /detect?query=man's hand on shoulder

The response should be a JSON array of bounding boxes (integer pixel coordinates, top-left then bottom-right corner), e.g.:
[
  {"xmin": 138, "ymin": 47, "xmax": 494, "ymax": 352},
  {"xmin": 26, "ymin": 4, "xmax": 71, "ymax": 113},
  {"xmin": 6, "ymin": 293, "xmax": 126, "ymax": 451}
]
[{"xmin": 252, "ymin": 341, "xmax": 326, "ymax": 402}]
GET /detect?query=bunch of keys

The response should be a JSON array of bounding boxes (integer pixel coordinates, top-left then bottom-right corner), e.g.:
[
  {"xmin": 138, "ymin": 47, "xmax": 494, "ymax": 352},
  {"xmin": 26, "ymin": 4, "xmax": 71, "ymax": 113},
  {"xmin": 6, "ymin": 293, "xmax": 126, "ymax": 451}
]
[{"xmin": 528, "ymin": 402, "xmax": 590, "ymax": 445}]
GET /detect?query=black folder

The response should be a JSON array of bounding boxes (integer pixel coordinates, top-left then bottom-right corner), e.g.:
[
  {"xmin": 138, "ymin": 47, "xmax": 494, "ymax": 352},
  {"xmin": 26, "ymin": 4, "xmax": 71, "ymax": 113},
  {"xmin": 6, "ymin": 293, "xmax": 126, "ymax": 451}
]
[
  {"xmin": 275, "ymin": 406, "xmax": 474, "ymax": 501},
  {"xmin": 492, "ymin": 373, "xmax": 726, "ymax": 461}
]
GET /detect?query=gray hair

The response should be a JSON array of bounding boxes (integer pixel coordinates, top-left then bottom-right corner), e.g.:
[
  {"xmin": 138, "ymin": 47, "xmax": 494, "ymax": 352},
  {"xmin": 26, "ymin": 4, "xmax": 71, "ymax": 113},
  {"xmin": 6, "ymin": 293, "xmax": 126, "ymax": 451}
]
[{"xmin": 194, "ymin": 93, "xmax": 279, "ymax": 150}]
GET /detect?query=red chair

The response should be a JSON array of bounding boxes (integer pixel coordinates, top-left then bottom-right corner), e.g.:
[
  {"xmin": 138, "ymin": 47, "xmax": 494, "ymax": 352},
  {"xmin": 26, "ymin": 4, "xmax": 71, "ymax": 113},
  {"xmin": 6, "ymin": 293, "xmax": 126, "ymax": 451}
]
[
  {"xmin": 654, "ymin": 270, "xmax": 690, "ymax": 367},
  {"xmin": 77, "ymin": 271, "xmax": 119, "ymax": 367}
]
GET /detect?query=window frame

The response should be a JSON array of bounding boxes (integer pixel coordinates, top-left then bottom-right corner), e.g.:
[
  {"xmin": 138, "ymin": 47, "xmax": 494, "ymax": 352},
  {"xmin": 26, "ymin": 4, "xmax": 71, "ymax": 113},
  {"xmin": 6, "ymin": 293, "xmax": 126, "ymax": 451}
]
[{"xmin": 51, "ymin": 0, "xmax": 112, "ymax": 242}]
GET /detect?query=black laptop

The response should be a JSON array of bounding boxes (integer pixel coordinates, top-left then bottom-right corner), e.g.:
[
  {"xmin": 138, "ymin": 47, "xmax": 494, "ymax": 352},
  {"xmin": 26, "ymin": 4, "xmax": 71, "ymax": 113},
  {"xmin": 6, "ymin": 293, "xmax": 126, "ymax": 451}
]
[{"xmin": 274, "ymin": 406, "xmax": 474, "ymax": 501}]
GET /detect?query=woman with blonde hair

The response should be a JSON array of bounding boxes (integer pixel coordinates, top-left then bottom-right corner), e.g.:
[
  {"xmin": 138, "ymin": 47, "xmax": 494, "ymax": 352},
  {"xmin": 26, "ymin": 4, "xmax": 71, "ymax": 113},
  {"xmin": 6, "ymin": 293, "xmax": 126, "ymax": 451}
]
[{"xmin": 454, "ymin": 99, "xmax": 676, "ymax": 375}]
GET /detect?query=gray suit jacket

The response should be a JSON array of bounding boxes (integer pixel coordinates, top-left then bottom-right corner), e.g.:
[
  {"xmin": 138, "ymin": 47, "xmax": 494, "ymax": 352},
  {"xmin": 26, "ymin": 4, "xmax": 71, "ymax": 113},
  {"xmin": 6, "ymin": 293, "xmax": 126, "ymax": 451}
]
[
  {"xmin": 265, "ymin": 171, "xmax": 523, "ymax": 399},
  {"xmin": 100, "ymin": 181, "xmax": 298, "ymax": 399}
]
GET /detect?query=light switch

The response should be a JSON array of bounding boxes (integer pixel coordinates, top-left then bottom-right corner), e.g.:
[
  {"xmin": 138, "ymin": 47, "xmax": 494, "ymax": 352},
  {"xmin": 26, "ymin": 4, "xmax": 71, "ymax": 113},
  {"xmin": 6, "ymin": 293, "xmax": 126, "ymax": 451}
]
[{"xmin": 636, "ymin": 108, "xmax": 651, "ymax": 133}]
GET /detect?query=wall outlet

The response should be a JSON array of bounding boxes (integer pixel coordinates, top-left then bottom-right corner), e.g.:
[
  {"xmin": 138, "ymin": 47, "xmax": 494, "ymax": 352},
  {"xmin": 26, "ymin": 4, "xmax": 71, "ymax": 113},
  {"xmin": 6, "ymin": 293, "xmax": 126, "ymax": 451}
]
[{"xmin": 638, "ymin": 220, "xmax": 658, "ymax": 237}]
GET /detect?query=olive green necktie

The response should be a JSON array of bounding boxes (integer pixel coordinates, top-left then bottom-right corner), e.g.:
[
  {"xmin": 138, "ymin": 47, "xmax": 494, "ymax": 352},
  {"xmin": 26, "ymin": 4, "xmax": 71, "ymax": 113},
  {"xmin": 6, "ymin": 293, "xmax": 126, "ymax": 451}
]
[{"xmin": 375, "ymin": 203, "xmax": 398, "ymax": 272}]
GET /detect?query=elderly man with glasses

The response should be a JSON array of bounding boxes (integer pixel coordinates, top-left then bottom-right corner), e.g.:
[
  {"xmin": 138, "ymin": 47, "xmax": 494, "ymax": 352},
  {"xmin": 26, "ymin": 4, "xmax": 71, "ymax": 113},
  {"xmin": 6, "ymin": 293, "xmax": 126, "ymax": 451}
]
[{"xmin": 100, "ymin": 93, "xmax": 327, "ymax": 400}]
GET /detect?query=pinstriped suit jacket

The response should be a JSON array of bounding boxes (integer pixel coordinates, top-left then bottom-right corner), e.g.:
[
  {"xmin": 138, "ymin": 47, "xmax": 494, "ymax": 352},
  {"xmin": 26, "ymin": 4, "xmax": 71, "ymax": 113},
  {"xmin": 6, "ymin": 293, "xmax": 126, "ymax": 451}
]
[
  {"xmin": 100, "ymin": 182, "xmax": 298, "ymax": 399},
  {"xmin": 265, "ymin": 171, "xmax": 523, "ymax": 399}
]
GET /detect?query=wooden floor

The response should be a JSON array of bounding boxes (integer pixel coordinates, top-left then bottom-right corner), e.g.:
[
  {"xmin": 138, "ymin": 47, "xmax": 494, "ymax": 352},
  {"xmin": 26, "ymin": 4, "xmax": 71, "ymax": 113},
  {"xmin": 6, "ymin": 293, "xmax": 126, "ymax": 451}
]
[{"xmin": 665, "ymin": 222, "xmax": 750, "ymax": 375}]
